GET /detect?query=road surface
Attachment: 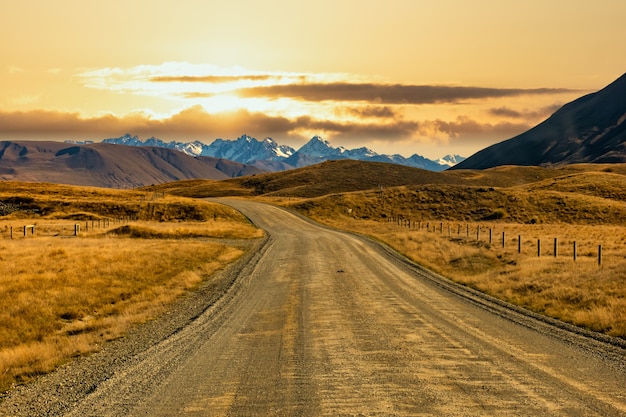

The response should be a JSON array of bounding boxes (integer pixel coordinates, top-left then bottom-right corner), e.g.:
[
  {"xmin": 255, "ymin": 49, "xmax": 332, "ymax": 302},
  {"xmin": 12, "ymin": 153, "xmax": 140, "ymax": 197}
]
[{"xmin": 2, "ymin": 199, "xmax": 626, "ymax": 416}]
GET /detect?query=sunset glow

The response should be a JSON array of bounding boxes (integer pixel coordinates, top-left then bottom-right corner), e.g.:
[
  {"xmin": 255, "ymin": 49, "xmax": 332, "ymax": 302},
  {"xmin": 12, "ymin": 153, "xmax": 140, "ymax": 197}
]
[{"xmin": 2, "ymin": 1, "xmax": 625, "ymax": 158}]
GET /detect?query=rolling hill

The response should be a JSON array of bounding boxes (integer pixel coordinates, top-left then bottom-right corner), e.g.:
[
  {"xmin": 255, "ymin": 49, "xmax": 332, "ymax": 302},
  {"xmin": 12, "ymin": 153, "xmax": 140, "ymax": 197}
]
[
  {"xmin": 452, "ymin": 72, "xmax": 626, "ymax": 170},
  {"xmin": 153, "ymin": 157, "xmax": 626, "ymax": 200}
]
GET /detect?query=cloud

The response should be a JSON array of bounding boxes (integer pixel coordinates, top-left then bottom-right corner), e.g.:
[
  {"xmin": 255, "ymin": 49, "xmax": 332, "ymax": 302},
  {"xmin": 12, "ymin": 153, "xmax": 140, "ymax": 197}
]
[
  {"xmin": 0, "ymin": 107, "xmax": 531, "ymax": 151},
  {"xmin": 488, "ymin": 104, "xmax": 563, "ymax": 119},
  {"xmin": 7, "ymin": 66, "xmax": 24, "ymax": 74},
  {"xmin": 415, "ymin": 116, "xmax": 531, "ymax": 148},
  {"xmin": 236, "ymin": 83, "xmax": 578, "ymax": 104},
  {"xmin": 150, "ymin": 74, "xmax": 276, "ymax": 83},
  {"xmin": 0, "ymin": 107, "xmax": 300, "ymax": 142},
  {"xmin": 344, "ymin": 106, "xmax": 397, "ymax": 118}
]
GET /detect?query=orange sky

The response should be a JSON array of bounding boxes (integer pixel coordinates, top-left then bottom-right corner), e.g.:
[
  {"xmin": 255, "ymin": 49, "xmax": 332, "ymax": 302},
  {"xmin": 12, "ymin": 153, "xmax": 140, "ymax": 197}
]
[{"xmin": 1, "ymin": 0, "xmax": 625, "ymax": 158}]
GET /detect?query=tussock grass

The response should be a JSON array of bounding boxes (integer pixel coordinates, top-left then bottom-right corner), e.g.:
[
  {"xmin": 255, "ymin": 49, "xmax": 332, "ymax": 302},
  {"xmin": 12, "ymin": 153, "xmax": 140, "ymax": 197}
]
[
  {"xmin": 300, "ymin": 215, "xmax": 626, "ymax": 339},
  {"xmin": 106, "ymin": 221, "xmax": 262, "ymax": 240},
  {"xmin": 0, "ymin": 237, "xmax": 244, "ymax": 392},
  {"xmin": 278, "ymin": 165, "xmax": 626, "ymax": 341},
  {"xmin": 0, "ymin": 181, "xmax": 251, "ymax": 224},
  {"xmin": 0, "ymin": 181, "xmax": 262, "ymax": 394}
]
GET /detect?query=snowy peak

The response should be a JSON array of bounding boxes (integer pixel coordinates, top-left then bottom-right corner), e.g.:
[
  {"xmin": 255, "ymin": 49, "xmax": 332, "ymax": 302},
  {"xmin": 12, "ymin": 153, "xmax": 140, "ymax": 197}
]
[
  {"xmin": 202, "ymin": 135, "xmax": 295, "ymax": 163},
  {"xmin": 437, "ymin": 154, "xmax": 466, "ymax": 167},
  {"xmin": 297, "ymin": 136, "xmax": 342, "ymax": 158},
  {"xmin": 79, "ymin": 133, "xmax": 463, "ymax": 172},
  {"xmin": 101, "ymin": 134, "xmax": 202, "ymax": 156}
]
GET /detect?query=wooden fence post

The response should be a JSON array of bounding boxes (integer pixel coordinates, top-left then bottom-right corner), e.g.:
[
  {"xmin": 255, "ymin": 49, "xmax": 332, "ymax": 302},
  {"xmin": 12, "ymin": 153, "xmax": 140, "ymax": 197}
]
[
  {"xmin": 554, "ymin": 237, "xmax": 558, "ymax": 257},
  {"xmin": 489, "ymin": 228, "xmax": 492, "ymax": 245},
  {"xmin": 598, "ymin": 245, "xmax": 602, "ymax": 266},
  {"xmin": 537, "ymin": 239, "xmax": 541, "ymax": 257},
  {"xmin": 573, "ymin": 241, "xmax": 577, "ymax": 261},
  {"xmin": 502, "ymin": 231, "xmax": 505, "ymax": 248}
]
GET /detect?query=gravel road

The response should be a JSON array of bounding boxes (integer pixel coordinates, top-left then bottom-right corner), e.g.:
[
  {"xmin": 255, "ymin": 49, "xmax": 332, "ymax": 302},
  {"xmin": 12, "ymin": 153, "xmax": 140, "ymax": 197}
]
[{"xmin": 2, "ymin": 199, "xmax": 625, "ymax": 416}]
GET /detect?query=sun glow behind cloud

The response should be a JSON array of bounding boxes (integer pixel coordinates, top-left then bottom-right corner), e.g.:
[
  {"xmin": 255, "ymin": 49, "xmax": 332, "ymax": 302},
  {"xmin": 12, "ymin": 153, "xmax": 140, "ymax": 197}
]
[{"xmin": 0, "ymin": 60, "xmax": 590, "ymax": 158}]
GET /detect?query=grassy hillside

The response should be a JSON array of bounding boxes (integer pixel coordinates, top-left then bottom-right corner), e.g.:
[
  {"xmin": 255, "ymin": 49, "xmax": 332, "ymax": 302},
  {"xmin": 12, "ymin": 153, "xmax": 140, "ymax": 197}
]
[{"xmin": 155, "ymin": 159, "xmax": 626, "ymax": 201}]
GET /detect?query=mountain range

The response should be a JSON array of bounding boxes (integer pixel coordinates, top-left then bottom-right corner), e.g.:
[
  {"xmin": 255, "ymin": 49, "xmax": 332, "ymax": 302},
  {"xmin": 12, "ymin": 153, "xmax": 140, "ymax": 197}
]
[
  {"xmin": 91, "ymin": 134, "xmax": 465, "ymax": 172},
  {"xmin": 453, "ymin": 72, "xmax": 626, "ymax": 170}
]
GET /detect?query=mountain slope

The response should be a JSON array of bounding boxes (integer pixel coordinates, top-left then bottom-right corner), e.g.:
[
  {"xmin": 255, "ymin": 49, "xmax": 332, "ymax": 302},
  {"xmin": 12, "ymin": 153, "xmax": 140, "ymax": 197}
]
[
  {"xmin": 0, "ymin": 141, "xmax": 263, "ymax": 188},
  {"xmin": 452, "ymin": 73, "xmax": 626, "ymax": 170}
]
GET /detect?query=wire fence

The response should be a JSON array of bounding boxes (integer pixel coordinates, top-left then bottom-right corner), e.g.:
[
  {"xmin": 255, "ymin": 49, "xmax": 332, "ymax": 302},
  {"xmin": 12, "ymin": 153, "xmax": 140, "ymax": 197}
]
[
  {"xmin": 0, "ymin": 216, "xmax": 137, "ymax": 240},
  {"xmin": 386, "ymin": 216, "xmax": 607, "ymax": 266}
]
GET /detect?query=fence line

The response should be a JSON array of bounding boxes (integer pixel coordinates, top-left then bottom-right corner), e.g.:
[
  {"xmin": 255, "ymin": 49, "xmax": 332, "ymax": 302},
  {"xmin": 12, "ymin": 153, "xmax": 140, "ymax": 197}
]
[
  {"xmin": 1, "ymin": 216, "xmax": 137, "ymax": 240},
  {"xmin": 386, "ymin": 216, "xmax": 605, "ymax": 266}
]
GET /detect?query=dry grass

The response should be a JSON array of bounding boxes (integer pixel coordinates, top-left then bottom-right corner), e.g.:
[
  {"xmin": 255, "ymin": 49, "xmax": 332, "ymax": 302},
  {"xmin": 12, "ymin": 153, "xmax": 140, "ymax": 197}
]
[
  {"xmin": 275, "ymin": 166, "xmax": 626, "ymax": 340},
  {"xmin": 0, "ymin": 181, "xmax": 262, "ymax": 394},
  {"xmin": 292, "ymin": 214, "xmax": 626, "ymax": 340},
  {"xmin": 0, "ymin": 236, "xmax": 244, "ymax": 392}
]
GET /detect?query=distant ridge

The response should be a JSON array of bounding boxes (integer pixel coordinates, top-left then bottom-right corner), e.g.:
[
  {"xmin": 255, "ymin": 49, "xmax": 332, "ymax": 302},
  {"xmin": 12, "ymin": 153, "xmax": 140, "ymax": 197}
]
[
  {"xmin": 452, "ymin": 73, "xmax": 626, "ymax": 170},
  {"xmin": 0, "ymin": 141, "xmax": 262, "ymax": 188}
]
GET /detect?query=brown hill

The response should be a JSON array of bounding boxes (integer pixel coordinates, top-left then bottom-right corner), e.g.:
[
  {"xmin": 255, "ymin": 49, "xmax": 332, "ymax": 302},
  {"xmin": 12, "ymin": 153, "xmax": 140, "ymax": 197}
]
[
  {"xmin": 453, "ymin": 72, "xmax": 626, "ymax": 170},
  {"xmin": 154, "ymin": 158, "xmax": 626, "ymax": 199},
  {"xmin": 0, "ymin": 141, "xmax": 263, "ymax": 188}
]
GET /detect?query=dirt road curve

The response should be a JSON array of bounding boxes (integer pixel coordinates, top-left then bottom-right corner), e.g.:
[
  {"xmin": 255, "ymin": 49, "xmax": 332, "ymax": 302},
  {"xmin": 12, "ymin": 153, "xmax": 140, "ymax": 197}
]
[{"xmin": 2, "ymin": 200, "xmax": 626, "ymax": 416}]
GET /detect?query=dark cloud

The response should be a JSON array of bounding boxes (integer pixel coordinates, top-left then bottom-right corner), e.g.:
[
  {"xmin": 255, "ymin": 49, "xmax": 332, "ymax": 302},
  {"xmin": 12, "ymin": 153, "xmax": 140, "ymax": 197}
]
[
  {"xmin": 345, "ymin": 106, "xmax": 397, "ymax": 118},
  {"xmin": 420, "ymin": 116, "xmax": 531, "ymax": 148},
  {"xmin": 488, "ymin": 106, "xmax": 525, "ymax": 118},
  {"xmin": 236, "ymin": 83, "xmax": 578, "ymax": 104},
  {"xmin": 488, "ymin": 104, "xmax": 563, "ymax": 120}
]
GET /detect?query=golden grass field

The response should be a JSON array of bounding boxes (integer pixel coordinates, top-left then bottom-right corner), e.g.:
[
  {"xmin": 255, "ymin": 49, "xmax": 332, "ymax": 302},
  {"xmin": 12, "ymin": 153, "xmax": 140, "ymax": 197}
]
[
  {"xmin": 0, "ymin": 182, "xmax": 262, "ymax": 393},
  {"xmin": 2, "ymin": 162, "xmax": 626, "ymax": 394}
]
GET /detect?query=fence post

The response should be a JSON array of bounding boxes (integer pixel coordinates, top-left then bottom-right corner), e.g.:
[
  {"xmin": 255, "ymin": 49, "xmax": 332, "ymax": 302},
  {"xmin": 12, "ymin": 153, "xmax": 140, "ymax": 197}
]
[
  {"xmin": 518, "ymin": 235, "xmax": 521, "ymax": 254},
  {"xmin": 554, "ymin": 237, "xmax": 558, "ymax": 257},
  {"xmin": 489, "ymin": 228, "xmax": 492, "ymax": 245},
  {"xmin": 10, "ymin": 226, "xmax": 12, "ymax": 239},
  {"xmin": 537, "ymin": 239, "xmax": 541, "ymax": 257},
  {"xmin": 502, "ymin": 231, "xmax": 505, "ymax": 248},
  {"xmin": 573, "ymin": 241, "xmax": 577, "ymax": 261},
  {"xmin": 477, "ymin": 226, "xmax": 480, "ymax": 241},
  {"xmin": 598, "ymin": 245, "xmax": 602, "ymax": 266},
  {"xmin": 466, "ymin": 224, "xmax": 469, "ymax": 238},
  {"xmin": 74, "ymin": 224, "xmax": 79, "ymax": 236}
]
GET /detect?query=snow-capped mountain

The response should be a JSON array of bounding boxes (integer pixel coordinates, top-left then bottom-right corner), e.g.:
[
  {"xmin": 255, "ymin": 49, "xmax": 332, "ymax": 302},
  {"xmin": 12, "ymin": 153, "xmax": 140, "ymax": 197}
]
[
  {"xmin": 437, "ymin": 154, "xmax": 466, "ymax": 168},
  {"xmin": 200, "ymin": 134, "xmax": 295, "ymax": 163},
  {"xmin": 101, "ymin": 134, "xmax": 205, "ymax": 157},
  {"xmin": 86, "ymin": 134, "xmax": 463, "ymax": 172}
]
